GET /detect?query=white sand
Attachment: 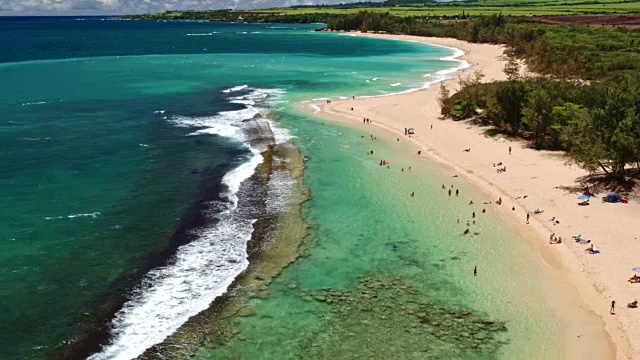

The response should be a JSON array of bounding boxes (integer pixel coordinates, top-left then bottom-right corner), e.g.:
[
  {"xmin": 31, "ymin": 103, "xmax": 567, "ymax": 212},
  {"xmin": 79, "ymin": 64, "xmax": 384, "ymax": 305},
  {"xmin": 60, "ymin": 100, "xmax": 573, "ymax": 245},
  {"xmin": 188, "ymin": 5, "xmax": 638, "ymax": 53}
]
[{"xmin": 305, "ymin": 33, "xmax": 639, "ymax": 359}]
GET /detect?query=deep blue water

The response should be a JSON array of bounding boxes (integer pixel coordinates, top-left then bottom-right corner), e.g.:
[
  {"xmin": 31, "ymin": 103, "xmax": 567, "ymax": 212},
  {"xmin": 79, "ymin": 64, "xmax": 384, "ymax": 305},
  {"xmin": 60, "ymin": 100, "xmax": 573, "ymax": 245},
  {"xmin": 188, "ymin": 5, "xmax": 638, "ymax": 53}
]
[{"xmin": 0, "ymin": 16, "xmax": 459, "ymax": 359}]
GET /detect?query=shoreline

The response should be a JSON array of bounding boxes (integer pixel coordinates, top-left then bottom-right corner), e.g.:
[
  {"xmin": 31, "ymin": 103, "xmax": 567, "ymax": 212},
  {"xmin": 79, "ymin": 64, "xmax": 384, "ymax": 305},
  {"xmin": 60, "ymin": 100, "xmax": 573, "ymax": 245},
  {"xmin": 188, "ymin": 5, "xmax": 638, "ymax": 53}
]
[{"xmin": 303, "ymin": 33, "xmax": 636, "ymax": 359}]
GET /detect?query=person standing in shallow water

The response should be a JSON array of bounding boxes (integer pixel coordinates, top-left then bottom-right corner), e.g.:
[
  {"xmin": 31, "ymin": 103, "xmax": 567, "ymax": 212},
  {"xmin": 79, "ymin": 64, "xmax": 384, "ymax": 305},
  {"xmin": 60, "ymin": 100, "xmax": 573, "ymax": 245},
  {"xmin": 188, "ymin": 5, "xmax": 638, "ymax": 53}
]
[
  {"xmin": 474, "ymin": 266, "xmax": 477, "ymax": 276},
  {"xmin": 448, "ymin": 189, "xmax": 451, "ymax": 197},
  {"xmin": 456, "ymin": 189, "xmax": 459, "ymax": 196}
]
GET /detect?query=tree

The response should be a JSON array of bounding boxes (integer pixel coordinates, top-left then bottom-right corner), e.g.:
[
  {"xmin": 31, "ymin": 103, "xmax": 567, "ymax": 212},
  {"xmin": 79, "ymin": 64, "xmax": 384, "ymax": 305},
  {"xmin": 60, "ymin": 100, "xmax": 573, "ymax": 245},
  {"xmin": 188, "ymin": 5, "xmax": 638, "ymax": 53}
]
[
  {"xmin": 551, "ymin": 102, "xmax": 583, "ymax": 148},
  {"xmin": 437, "ymin": 81, "xmax": 451, "ymax": 116},
  {"xmin": 494, "ymin": 81, "xmax": 527, "ymax": 133},
  {"xmin": 503, "ymin": 52, "xmax": 521, "ymax": 82},
  {"xmin": 466, "ymin": 70, "xmax": 486, "ymax": 107},
  {"xmin": 522, "ymin": 89, "xmax": 554, "ymax": 148},
  {"xmin": 484, "ymin": 93, "xmax": 505, "ymax": 128},
  {"xmin": 564, "ymin": 88, "xmax": 640, "ymax": 177}
]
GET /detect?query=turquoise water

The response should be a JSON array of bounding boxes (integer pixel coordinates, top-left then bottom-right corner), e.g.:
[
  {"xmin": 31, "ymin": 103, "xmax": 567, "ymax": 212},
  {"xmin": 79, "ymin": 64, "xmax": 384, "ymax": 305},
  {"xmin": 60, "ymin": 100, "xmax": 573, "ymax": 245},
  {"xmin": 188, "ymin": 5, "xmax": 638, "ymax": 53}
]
[
  {"xmin": 0, "ymin": 17, "xmax": 464, "ymax": 359},
  {"xmin": 198, "ymin": 110, "xmax": 563, "ymax": 358}
]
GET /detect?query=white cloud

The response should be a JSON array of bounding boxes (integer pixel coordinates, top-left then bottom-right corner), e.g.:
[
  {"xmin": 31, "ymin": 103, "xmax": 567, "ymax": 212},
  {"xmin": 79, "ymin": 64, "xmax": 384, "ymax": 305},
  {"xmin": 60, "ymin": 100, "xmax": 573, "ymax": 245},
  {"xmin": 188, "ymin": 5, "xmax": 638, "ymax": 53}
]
[{"xmin": 0, "ymin": 0, "xmax": 382, "ymax": 15}]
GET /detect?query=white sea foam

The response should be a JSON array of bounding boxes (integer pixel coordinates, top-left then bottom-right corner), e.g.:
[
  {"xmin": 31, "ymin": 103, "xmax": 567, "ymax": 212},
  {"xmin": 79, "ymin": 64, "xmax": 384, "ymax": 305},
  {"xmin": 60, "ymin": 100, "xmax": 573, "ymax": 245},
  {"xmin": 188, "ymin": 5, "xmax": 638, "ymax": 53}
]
[
  {"xmin": 390, "ymin": 82, "xmax": 401, "ymax": 87},
  {"xmin": 308, "ymin": 104, "xmax": 321, "ymax": 113},
  {"xmin": 21, "ymin": 101, "xmax": 49, "ymax": 106},
  {"xmin": 326, "ymin": 35, "xmax": 470, "ymax": 100},
  {"xmin": 352, "ymin": 44, "xmax": 470, "ymax": 100},
  {"xmin": 228, "ymin": 90, "xmax": 269, "ymax": 106},
  {"xmin": 89, "ymin": 209, "xmax": 256, "ymax": 360},
  {"xmin": 222, "ymin": 85, "xmax": 249, "ymax": 93},
  {"xmin": 268, "ymin": 120, "xmax": 294, "ymax": 144},
  {"xmin": 20, "ymin": 137, "xmax": 51, "ymax": 141},
  {"xmin": 91, "ymin": 86, "xmax": 293, "ymax": 360},
  {"xmin": 45, "ymin": 212, "xmax": 100, "ymax": 220},
  {"xmin": 186, "ymin": 32, "xmax": 218, "ymax": 36},
  {"xmin": 266, "ymin": 170, "xmax": 295, "ymax": 213},
  {"xmin": 222, "ymin": 147, "xmax": 263, "ymax": 208},
  {"xmin": 172, "ymin": 114, "xmax": 245, "ymax": 138},
  {"xmin": 68, "ymin": 212, "xmax": 101, "ymax": 219},
  {"xmin": 153, "ymin": 110, "xmax": 165, "ymax": 114}
]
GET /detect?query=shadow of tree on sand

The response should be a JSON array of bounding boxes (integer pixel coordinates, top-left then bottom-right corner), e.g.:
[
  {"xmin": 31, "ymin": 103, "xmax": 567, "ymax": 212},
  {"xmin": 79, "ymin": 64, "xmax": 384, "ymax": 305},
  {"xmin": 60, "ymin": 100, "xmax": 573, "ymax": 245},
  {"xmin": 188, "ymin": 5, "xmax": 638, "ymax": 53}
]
[{"xmin": 556, "ymin": 169, "xmax": 639, "ymax": 197}]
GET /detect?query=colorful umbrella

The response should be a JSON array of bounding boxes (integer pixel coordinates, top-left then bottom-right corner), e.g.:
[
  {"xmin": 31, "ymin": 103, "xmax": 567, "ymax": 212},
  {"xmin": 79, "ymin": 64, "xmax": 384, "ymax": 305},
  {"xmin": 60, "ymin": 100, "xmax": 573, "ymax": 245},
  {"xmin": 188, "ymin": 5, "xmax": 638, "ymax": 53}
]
[
  {"xmin": 632, "ymin": 267, "xmax": 640, "ymax": 273},
  {"xmin": 578, "ymin": 195, "xmax": 590, "ymax": 200}
]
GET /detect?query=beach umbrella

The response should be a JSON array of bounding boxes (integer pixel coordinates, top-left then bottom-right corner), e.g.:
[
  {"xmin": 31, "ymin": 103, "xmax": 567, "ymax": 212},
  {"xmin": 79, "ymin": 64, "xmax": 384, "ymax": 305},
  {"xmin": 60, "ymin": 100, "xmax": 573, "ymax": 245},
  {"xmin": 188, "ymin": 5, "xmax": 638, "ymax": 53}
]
[
  {"xmin": 408, "ymin": 127, "xmax": 415, "ymax": 130},
  {"xmin": 632, "ymin": 267, "xmax": 640, "ymax": 273},
  {"xmin": 577, "ymin": 195, "xmax": 590, "ymax": 200}
]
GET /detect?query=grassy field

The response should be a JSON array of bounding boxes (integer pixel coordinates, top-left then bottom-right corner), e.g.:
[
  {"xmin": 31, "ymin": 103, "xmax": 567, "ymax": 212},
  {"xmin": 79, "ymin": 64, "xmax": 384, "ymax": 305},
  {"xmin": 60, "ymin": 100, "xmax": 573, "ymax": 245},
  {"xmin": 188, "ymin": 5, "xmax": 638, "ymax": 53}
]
[{"xmin": 255, "ymin": 0, "xmax": 640, "ymax": 16}]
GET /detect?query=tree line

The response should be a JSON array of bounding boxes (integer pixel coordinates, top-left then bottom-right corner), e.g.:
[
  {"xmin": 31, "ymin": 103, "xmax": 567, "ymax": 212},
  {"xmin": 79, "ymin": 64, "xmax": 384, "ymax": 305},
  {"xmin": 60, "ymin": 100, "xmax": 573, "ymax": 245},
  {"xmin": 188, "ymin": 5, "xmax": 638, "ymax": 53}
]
[
  {"xmin": 442, "ymin": 57, "xmax": 640, "ymax": 177},
  {"xmin": 327, "ymin": 12, "xmax": 640, "ymax": 80}
]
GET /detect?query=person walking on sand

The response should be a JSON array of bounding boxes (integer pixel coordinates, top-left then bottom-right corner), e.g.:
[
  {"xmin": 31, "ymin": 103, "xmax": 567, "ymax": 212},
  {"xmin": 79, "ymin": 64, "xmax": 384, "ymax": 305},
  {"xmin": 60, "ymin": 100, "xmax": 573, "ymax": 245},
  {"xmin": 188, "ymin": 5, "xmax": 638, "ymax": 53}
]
[
  {"xmin": 509, "ymin": 146, "xmax": 512, "ymax": 155},
  {"xmin": 611, "ymin": 298, "xmax": 616, "ymax": 314},
  {"xmin": 474, "ymin": 266, "xmax": 477, "ymax": 276},
  {"xmin": 526, "ymin": 213, "xmax": 530, "ymax": 224}
]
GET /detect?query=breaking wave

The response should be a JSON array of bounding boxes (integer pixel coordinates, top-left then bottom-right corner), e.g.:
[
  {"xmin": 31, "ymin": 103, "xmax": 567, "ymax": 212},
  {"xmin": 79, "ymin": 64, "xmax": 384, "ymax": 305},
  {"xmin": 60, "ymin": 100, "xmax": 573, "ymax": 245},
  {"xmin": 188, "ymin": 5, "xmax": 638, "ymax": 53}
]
[{"xmin": 90, "ymin": 86, "xmax": 292, "ymax": 360}]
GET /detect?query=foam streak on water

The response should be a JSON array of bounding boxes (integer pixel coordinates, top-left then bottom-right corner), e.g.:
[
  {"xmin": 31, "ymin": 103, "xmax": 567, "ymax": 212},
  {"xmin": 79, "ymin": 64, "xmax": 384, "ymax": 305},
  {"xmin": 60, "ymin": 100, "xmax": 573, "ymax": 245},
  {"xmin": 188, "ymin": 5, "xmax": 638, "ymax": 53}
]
[{"xmin": 90, "ymin": 87, "xmax": 290, "ymax": 360}]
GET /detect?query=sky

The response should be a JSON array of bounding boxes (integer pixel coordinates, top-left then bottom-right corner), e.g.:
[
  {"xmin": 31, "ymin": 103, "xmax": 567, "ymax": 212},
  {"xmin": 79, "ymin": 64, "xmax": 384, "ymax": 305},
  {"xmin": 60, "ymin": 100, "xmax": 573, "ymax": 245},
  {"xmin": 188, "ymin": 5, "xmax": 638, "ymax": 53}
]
[{"xmin": 0, "ymin": 0, "xmax": 385, "ymax": 15}]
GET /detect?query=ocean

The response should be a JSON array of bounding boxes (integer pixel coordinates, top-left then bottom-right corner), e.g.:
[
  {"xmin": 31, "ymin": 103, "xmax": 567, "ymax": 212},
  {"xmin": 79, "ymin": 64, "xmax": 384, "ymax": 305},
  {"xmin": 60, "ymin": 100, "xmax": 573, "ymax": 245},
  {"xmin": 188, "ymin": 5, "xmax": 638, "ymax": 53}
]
[{"xmin": 1, "ymin": 16, "xmax": 562, "ymax": 359}]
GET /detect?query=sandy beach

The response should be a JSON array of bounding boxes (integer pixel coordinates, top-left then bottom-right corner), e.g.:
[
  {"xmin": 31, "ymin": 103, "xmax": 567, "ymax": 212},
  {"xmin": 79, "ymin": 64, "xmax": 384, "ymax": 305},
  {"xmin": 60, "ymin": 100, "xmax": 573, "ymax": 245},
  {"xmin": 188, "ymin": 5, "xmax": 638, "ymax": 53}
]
[{"xmin": 304, "ymin": 33, "xmax": 639, "ymax": 359}]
